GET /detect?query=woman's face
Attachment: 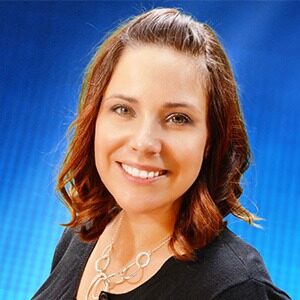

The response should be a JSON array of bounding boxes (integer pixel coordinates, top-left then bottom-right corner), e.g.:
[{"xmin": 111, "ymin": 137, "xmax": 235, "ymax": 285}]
[{"xmin": 95, "ymin": 45, "xmax": 208, "ymax": 217}]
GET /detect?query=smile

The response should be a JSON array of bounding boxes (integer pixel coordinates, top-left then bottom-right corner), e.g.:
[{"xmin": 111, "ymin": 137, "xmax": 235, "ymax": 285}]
[{"xmin": 121, "ymin": 163, "xmax": 167, "ymax": 179}]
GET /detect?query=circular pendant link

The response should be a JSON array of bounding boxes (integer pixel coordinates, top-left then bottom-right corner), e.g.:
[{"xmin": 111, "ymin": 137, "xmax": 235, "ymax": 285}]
[
  {"xmin": 136, "ymin": 251, "xmax": 151, "ymax": 268},
  {"xmin": 95, "ymin": 244, "xmax": 112, "ymax": 272},
  {"xmin": 107, "ymin": 271, "xmax": 125, "ymax": 285},
  {"xmin": 95, "ymin": 255, "xmax": 110, "ymax": 272},
  {"xmin": 122, "ymin": 261, "xmax": 141, "ymax": 280}
]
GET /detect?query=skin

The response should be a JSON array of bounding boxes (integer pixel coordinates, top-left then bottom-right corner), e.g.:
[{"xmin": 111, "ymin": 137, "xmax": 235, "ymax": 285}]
[{"xmin": 77, "ymin": 45, "xmax": 208, "ymax": 296}]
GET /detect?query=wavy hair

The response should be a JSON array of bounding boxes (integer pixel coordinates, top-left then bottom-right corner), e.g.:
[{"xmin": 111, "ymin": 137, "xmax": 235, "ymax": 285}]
[{"xmin": 57, "ymin": 8, "xmax": 258, "ymax": 261}]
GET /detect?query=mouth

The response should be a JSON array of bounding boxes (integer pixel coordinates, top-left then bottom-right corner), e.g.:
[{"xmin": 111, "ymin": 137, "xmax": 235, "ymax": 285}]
[{"xmin": 118, "ymin": 162, "xmax": 168, "ymax": 180}]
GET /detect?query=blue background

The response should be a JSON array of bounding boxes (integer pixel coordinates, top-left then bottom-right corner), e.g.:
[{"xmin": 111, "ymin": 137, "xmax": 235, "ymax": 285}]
[{"xmin": 0, "ymin": 1, "xmax": 299, "ymax": 299}]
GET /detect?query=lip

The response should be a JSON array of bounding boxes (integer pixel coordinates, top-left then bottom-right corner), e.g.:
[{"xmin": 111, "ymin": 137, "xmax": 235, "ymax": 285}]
[{"xmin": 117, "ymin": 162, "xmax": 168, "ymax": 184}]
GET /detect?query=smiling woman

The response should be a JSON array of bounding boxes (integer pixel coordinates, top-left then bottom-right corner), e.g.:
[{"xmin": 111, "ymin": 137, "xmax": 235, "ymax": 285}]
[
  {"xmin": 95, "ymin": 45, "xmax": 208, "ymax": 220},
  {"xmin": 32, "ymin": 8, "xmax": 290, "ymax": 300}
]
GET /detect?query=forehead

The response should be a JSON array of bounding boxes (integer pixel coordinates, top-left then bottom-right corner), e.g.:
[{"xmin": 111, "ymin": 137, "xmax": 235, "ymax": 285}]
[{"xmin": 103, "ymin": 44, "xmax": 207, "ymax": 110}]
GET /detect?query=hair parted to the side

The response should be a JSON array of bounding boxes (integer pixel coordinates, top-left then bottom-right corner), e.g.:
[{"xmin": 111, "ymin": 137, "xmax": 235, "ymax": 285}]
[{"xmin": 57, "ymin": 8, "xmax": 259, "ymax": 261}]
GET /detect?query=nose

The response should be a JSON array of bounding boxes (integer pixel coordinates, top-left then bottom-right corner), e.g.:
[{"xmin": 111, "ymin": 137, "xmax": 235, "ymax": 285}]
[{"xmin": 129, "ymin": 123, "xmax": 162, "ymax": 155}]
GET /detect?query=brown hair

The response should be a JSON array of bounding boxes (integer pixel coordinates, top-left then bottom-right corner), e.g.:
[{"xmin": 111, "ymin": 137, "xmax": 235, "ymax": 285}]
[{"xmin": 57, "ymin": 8, "xmax": 258, "ymax": 260}]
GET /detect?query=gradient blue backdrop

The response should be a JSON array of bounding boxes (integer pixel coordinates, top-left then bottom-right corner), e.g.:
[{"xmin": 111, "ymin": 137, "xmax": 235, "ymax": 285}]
[{"xmin": 0, "ymin": 1, "xmax": 299, "ymax": 299}]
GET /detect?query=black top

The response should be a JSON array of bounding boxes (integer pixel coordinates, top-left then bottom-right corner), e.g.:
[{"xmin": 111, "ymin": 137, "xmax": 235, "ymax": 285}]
[{"xmin": 32, "ymin": 227, "xmax": 290, "ymax": 300}]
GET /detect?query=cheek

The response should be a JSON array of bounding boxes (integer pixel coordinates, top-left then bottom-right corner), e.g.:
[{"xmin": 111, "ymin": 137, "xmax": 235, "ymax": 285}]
[
  {"xmin": 95, "ymin": 117, "xmax": 119, "ymax": 151},
  {"xmin": 176, "ymin": 130, "xmax": 207, "ymax": 156},
  {"xmin": 94, "ymin": 117, "xmax": 126, "ymax": 173},
  {"xmin": 177, "ymin": 133, "xmax": 207, "ymax": 175}
]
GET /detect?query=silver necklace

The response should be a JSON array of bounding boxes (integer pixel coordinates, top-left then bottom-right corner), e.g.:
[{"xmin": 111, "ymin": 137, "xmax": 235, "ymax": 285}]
[{"xmin": 86, "ymin": 213, "xmax": 171, "ymax": 300}]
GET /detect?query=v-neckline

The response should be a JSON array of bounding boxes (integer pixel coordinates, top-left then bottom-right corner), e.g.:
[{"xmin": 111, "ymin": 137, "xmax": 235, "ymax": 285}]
[{"xmin": 73, "ymin": 239, "xmax": 177, "ymax": 299}]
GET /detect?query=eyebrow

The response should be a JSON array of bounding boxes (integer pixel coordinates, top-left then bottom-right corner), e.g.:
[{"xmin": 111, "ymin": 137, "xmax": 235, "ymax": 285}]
[{"xmin": 103, "ymin": 94, "xmax": 201, "ymax": 112}]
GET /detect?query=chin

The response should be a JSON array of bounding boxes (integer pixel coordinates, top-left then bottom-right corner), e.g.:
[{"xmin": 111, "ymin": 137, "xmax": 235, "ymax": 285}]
[{"xmin": 113, "ymin": 195, "xmax": 180, "ymax": 217}]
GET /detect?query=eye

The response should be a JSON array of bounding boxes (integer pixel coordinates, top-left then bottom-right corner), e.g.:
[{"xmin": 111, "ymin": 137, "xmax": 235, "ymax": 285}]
[
  {"xmin": 111, "ymin": 104, "xmax": 134, "ymax": 116},
  {"xmin": 167, "ymin": 113, "xmax": 192, "ymax": 125}
]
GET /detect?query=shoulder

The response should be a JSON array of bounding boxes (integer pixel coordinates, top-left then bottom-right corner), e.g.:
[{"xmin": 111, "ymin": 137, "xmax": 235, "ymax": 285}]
[
  {"xmin": 213, "ymin": 278, "xmax": 291, "ymax": 299},
  {"xmin": 32, "ymin": 227, "xmax": 95, "ymax": 299},
  {"xmin": 185, "ymin": 228, "xmax": 290, "ymax": 299},
  {"xmin": 208, "ymin": 227, "xmax": 270, "ymax": 281},
  {"xmin": 193, "ymin": 228, "xmax": 271, "ymax": 283},
  {"xmin": 50, "ymin": 226, "xmax": 92, "ymax": 271}
]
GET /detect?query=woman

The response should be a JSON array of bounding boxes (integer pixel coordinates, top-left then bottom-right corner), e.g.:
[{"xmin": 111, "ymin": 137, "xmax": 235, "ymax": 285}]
[{"xmin": 32, "ymin": 8, "xmax": 290, "ymax": 300}]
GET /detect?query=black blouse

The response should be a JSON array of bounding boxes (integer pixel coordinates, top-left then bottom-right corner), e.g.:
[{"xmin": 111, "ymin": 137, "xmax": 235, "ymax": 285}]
[{"xmin": 32, "ymin": 227, "xmax": 290, "ymax": 300}]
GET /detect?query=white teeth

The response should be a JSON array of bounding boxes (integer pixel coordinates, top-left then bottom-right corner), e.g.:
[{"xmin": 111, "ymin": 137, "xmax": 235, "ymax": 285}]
[
  {"xmin": 132, "ymin": 168, "xmax": 139, "ymax": 177},
  {"xmin": 121, "ymin": 163, "xmax": 164, "ymax": 179},
  {"xmin": 140, "ymin": 170, "xmax": 148, "ymax": 179},
  {"xmin": 148, "ymin": 171, "xmax": 154, "ymax": 178}
]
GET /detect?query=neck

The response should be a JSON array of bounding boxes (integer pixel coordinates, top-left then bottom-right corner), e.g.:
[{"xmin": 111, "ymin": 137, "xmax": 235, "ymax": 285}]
[{"xmin": 111, "ymin": 210, "xmax": 176, "ymax": 262}]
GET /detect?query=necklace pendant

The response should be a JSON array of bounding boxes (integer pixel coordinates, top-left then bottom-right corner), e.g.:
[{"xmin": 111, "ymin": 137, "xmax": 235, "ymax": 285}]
[
  {"xmin": 95, "ymin": 244, "xmax": 112, "ymax": 272},
  {"xmin": 136, "ymin": 251, "xmax": 151, "ymax": 268}
]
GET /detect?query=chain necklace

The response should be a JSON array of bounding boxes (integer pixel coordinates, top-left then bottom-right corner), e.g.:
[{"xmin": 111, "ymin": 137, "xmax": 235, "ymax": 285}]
[{"xmin": 85, "ymin": 213, "xmax": 171, "ymax": 300}]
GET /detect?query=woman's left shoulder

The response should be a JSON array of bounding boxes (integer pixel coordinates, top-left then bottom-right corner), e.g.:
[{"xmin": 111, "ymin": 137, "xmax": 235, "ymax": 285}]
[
  {"xmin": 208, "ymin": 227, "xmax": 271, "ymax": 280},
  {"xmin": 188, "ymin": 228, "xmax": 290, "ymax": 299},
  {"xmin": 212, "ymin": 277, "xmax": 291, "ymax": 300}
]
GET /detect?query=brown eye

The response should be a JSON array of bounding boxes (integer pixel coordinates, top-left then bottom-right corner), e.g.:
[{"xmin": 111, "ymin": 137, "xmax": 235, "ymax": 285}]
[
  {"xmin": 112, "ymin": 105, "xmax": 133, "ymax": 116},
  {"xmin": 167, "ymin": 113, "xmax": 191, "ymax": 125}
]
